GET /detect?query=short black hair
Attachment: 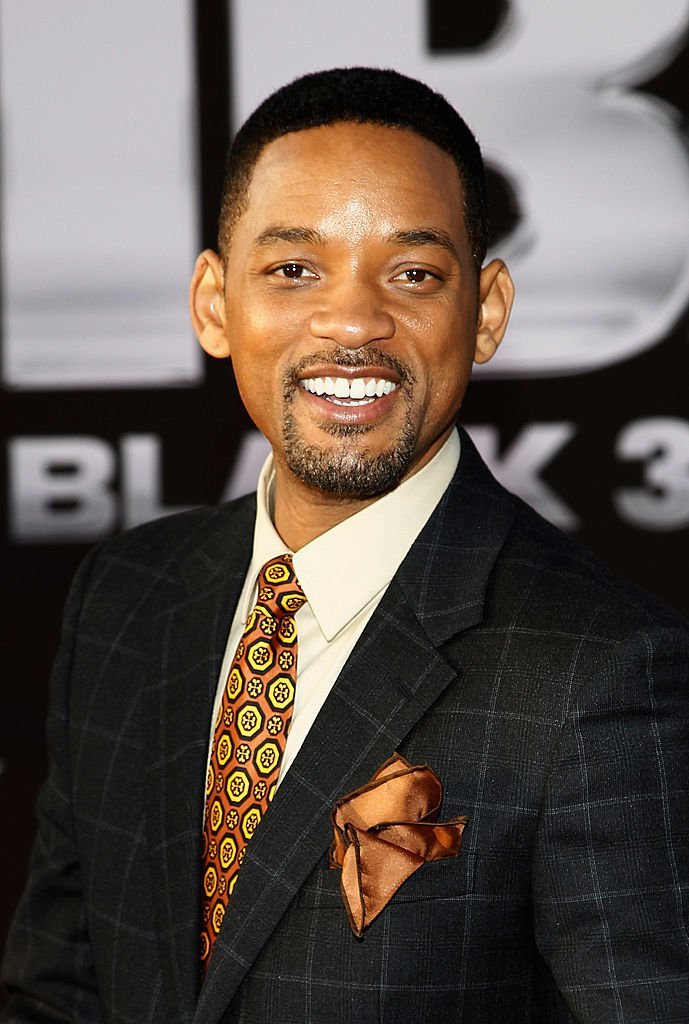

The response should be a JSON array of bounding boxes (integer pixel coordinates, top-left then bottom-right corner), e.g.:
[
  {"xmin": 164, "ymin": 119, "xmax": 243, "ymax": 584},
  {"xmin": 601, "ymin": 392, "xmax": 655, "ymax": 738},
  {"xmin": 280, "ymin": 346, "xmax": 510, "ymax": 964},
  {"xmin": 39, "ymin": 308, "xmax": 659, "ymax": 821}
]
[{"xmin": 218, "ymin": 67, "xmax": 488, "ymax": 270}]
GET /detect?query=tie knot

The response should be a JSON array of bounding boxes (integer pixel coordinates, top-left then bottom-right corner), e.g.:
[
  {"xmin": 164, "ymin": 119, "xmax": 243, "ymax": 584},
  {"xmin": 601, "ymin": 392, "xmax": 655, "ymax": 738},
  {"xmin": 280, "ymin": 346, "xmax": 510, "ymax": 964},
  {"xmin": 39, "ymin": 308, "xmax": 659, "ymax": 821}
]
[{"xmin": 255, "ymin": 554, "xmax": 307, "ymax": 618}]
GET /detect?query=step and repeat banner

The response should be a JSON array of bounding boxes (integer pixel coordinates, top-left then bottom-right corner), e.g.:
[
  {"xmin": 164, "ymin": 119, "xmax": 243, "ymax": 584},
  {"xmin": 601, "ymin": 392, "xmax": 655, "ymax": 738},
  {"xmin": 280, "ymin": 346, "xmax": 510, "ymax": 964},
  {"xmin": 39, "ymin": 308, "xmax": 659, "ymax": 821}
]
[{"xmin": 2, "ymin": 0, "xmax": 688, "ymax": 941}]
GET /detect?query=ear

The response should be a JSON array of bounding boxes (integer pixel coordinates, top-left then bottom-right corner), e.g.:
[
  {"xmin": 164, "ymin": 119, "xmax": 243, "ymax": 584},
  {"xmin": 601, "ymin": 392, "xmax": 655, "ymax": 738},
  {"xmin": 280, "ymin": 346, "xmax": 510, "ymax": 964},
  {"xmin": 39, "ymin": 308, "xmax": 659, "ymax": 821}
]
[
  {"xmin": 474, "ymin": 259, "xmax": 515, "ymax": 365},
  {"xmin": 189, "ymin": 249, "xmax": 230, "ymax": 358}
]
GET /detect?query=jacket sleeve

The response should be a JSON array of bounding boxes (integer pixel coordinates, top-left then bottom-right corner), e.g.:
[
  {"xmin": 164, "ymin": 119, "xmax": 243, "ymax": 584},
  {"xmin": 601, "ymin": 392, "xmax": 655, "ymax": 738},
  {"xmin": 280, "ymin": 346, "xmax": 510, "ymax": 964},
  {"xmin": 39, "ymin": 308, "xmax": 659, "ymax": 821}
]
[
  {"xmin": 532, "ymin": 622, "xmax": 689, "ymax": 1021},
  {"xmin": 1, "ymin": 547, "xmax": 104, "ymax": 1024}
]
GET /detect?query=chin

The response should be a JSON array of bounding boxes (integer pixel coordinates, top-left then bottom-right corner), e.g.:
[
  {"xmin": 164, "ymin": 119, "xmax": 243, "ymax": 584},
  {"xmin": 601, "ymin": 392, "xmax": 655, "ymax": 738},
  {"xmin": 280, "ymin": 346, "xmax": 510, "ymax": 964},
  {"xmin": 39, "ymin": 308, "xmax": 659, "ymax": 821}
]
[{"xmin": 283, "ymin": 431, "xmax": 417, "ymax": 500}]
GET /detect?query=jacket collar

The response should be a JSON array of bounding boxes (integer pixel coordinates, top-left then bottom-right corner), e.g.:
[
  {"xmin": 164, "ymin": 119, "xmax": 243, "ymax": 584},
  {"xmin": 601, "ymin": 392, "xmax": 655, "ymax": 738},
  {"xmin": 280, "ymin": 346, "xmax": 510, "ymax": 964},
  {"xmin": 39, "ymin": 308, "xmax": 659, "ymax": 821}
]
[{"xmin": 397, "ymin": 427, "xmax": 517, "ymax": 645}]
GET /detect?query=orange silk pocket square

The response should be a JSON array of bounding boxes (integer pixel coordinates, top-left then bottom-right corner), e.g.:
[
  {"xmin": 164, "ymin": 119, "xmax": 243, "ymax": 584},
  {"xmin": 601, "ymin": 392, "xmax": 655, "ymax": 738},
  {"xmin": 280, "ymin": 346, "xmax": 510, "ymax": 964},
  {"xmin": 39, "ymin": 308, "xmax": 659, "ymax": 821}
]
[{"xmin": 329, "ymin": 753, "xmax": 468, "ymax": 937}]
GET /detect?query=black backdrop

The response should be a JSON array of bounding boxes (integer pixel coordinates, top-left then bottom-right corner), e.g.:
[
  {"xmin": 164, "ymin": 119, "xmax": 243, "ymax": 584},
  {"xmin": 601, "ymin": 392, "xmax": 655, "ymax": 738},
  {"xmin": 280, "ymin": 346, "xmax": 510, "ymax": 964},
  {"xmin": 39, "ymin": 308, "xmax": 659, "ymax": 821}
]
[{"xmin": 2, "ymin": 0, "xmax": 688, "ymax": 959}]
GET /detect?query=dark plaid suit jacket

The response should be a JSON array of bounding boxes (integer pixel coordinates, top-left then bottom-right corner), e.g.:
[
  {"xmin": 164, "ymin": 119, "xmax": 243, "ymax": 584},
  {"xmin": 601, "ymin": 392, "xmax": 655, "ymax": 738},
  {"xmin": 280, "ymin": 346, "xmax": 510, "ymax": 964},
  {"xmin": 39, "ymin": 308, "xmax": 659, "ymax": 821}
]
[{"xmin": 3, "ymin": 429, "xmax": 689, "ymax": 1023}]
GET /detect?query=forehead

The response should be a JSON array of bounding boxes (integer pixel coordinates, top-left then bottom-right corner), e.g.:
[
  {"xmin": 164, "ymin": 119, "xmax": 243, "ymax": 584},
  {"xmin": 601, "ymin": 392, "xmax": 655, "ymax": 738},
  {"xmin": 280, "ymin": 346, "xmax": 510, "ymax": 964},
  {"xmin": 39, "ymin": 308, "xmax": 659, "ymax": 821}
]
[{"xmin": 239, "ymin": 122, "xmax": 467, "ymax": 241}]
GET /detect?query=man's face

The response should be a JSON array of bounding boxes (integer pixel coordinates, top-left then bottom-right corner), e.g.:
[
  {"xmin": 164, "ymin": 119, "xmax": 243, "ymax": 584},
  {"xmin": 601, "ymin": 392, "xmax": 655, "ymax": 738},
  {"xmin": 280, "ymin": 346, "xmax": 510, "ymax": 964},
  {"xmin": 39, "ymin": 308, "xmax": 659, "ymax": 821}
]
[{"xmin": 219, "ymin": 122, "xmax": 492, "ymax": 498}]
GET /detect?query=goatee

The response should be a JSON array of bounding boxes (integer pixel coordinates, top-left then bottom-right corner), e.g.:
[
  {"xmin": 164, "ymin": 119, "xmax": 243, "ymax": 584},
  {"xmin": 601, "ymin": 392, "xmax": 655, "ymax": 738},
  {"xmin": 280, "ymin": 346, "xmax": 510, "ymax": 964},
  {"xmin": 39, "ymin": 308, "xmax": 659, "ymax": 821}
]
[{"xmin": 281, "ymin": 349, "xmax": 418, "ymax": 499}]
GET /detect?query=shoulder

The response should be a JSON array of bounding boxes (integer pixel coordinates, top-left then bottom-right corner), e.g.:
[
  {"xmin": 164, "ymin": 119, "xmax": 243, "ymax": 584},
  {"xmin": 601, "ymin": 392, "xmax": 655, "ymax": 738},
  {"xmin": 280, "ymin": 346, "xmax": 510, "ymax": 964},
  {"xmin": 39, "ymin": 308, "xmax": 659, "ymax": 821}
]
[
  {"xmin": 446, "ymin": 484, "xmax": 688, "ymax": 728},
  {"xmin": 498, "ymin": 496, "xmax": 687, "ymax": 641},
  {"xmin": 95, "ymin": 493, "xmax": 256, "ymax": 567},
  {"xmin": 92, "ymin": 492, "xmax": 255, "ymax": 574},
  {"xmin": 66, "ymin": 494, "xmax": 256, "ymax": 627},
  {"xmin": 450, "ymin": 426, "xmax": 687, "ymax": 638}
]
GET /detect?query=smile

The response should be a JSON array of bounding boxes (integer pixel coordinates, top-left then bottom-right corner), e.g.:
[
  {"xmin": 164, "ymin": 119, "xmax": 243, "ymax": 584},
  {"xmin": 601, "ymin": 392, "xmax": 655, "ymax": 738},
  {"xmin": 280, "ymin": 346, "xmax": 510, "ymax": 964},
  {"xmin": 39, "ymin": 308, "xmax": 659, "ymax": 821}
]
[{"xmin": 299, "ymin": 376, "xmax": 399, "ymax": 406}]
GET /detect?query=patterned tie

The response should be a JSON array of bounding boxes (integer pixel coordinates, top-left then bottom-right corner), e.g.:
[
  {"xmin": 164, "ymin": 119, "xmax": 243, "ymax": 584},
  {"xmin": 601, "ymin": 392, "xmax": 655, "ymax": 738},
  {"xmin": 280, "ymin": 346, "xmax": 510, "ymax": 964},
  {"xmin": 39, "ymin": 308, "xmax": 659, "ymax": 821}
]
[{"xmin": 200, "ymin": 553, "xmax": 307, "ymax": 972}]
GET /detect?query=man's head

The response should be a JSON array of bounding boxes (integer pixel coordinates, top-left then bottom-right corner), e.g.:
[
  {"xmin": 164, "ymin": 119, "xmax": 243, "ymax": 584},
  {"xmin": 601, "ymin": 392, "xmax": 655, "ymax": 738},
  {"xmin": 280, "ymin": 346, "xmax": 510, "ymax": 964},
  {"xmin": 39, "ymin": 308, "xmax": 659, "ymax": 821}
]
[
  {"xmin": 190, "ymin": 68, "xmax": 514, "ymax": 539},
  {"xmin": 218, "ymin": 67, "xmax": 488, "ymax": 273}
]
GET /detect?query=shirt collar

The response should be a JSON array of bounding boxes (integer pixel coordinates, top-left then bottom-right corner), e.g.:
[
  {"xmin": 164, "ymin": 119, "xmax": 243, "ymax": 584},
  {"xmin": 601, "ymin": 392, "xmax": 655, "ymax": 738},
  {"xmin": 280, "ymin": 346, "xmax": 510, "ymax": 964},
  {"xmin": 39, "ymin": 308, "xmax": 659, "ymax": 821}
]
[{"xmin": 246, "ymin": 428, "xmax": 460, "ymax": 641}]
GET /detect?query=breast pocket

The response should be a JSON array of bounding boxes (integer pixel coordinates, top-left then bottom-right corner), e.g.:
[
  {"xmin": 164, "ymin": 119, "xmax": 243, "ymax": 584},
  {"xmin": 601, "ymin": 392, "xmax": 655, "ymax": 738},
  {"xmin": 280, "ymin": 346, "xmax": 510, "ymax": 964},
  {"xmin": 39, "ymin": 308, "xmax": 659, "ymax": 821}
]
[
  {"xmin": 295, "ymin": 848, "xmax": 476, "ymax": 913},
  {"xmin": 286, "ymin": 849, "xmax": 479, "ymax": 1008}
]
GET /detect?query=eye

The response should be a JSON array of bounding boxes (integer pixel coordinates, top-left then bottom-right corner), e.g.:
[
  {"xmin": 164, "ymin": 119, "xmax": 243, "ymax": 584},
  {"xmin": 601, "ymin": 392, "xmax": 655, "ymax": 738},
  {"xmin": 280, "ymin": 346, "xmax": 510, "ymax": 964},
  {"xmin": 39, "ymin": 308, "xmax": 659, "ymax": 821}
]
[
  {"xmin": 391, "ymin": 267, "xmax": 441, "ymax": 286},
  {"xmin": 272, "ymin": 262, "xmax": 318, "ymax": 280}
]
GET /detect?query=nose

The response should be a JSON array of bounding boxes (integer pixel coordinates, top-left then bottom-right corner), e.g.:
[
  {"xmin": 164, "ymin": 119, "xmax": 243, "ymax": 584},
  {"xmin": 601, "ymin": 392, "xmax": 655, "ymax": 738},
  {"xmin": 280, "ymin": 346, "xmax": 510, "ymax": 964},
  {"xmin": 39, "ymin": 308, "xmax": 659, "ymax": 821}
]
[{"xmin": 308, "ymin": 280, "xmax": 395, "ymax": 348}]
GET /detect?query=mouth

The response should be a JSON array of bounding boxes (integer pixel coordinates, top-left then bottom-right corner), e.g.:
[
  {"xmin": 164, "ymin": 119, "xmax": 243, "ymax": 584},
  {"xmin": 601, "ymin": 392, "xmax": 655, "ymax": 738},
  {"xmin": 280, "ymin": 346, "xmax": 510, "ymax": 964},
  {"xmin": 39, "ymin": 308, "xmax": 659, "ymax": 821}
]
[{"xmin": 298, "ymin": 375, "xmax": 400, "ymax": 407}]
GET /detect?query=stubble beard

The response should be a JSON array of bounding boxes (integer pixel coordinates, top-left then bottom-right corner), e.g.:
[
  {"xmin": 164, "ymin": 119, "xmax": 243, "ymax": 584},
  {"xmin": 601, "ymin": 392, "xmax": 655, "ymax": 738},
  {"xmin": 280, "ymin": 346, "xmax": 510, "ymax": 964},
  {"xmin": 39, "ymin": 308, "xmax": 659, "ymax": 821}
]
[{"xmin": 281, "ymin": 349, "xmax": 418, "ymax": 499}]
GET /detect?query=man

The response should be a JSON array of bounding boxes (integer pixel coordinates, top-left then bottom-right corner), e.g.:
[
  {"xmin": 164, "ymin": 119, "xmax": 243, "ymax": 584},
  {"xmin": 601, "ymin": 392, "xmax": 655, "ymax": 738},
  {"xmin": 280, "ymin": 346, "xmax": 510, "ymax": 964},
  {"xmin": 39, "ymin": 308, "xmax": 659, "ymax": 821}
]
[{"xmin": 2, "ymin": 67, "xmax": 688, "ymax": 1023}]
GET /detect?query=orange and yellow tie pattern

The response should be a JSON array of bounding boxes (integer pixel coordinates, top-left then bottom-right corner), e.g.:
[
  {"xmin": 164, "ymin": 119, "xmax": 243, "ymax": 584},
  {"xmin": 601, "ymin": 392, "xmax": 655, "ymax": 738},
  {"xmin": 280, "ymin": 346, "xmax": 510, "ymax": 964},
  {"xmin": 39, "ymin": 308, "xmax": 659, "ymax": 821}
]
[{"xmin": 200, "ymin": 553, "xmax": 307, "ymax": 972}]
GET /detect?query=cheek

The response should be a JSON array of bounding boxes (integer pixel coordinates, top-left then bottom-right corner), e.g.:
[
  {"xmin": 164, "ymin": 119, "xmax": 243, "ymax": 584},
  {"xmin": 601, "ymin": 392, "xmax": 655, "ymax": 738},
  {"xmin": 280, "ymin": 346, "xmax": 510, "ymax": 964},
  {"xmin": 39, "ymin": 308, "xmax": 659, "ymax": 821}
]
[
  {"xmin": 226, "ymin": 338, "xmax": 285, "ymax": 441},
  {"xmin": 227, "ymin": 298, "xmax": 305, "ymax": 372},
  {"xmin": 232, "ymin": 371, "xmax": 285, "ymax": 445},
  {"xmin": 225, "ymin": 306, "xmax": 277, "ymax": 378},
  {"xmin": 418, "ymin": 331, "xmax": 472, "ymax": 388},
  {"xmin": 426, "ymin": 373, "xmax": 467, "ymax": 417},
  {"xmin": 416, "ymin": 341, "xmax": 474, "ymax": 421}
]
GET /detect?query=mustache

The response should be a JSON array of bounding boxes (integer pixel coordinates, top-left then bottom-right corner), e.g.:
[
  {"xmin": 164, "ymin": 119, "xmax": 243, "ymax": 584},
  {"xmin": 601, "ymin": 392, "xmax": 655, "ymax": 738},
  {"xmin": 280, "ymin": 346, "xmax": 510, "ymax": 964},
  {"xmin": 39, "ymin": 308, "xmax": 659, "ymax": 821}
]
[{"xmin": 285, "ymin": 347, "xmax": 416, "ymax": 388}]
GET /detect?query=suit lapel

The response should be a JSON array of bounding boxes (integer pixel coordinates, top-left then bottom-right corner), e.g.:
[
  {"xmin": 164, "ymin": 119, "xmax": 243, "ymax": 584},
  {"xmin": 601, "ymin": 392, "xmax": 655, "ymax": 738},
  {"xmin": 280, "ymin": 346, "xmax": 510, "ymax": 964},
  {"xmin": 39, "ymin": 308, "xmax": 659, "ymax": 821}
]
[
  {"xmin": 396, "ymin": 428, "xmax": 518, "ymax": 649},
  {"xmin": 143, "ymin": 497, "xmax": 255, "ymax": 1020},
  {"xmin": 196, "ymin": 430, "xmax": 518, "ymax": 1023}
]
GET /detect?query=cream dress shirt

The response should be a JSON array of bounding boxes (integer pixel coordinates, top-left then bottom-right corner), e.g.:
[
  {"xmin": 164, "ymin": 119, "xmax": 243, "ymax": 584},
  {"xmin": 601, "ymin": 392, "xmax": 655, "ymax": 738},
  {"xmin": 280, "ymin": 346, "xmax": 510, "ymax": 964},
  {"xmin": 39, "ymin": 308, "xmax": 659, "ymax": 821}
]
[{"xmin": 208, "ymin": 428, "xmax": 460, "ymax": 787}]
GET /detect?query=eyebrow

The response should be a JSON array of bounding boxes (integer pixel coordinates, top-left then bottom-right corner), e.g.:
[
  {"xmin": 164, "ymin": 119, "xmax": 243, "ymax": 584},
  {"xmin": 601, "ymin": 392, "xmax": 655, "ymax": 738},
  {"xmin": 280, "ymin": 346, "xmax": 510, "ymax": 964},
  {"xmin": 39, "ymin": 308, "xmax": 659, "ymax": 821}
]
[
  {"xmin": 252, "ymin": 224, "xmax": 460, "ymax": 260},
  {"xmin": 254, "ymin": 226, "xmax": 326, "ymax": 247},
  {"xmin": 388, "ymin": 228, "xmax": 459, "ymax": 260}
]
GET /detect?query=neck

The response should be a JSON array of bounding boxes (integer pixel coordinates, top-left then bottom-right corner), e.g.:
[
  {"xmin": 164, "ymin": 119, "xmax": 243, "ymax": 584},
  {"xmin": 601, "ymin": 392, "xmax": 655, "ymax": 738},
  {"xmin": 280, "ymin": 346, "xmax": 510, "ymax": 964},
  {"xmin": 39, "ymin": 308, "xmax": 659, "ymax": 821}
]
[
  {"xmin": 271, "ymin": 471, "xmax": 379, "ymax": 550},
  {"xmin": 268, "ymin": 429, "xmax": 455, "ymax": 549}
]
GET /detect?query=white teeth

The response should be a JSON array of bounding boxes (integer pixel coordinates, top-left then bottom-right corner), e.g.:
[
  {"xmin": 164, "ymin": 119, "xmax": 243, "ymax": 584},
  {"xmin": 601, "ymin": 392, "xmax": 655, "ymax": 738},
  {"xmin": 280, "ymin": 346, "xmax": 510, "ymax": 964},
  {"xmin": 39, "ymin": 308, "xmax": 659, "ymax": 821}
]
[{"xmin": 299, "ymin": 375, "xmax": 399, "ymax": 402}]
